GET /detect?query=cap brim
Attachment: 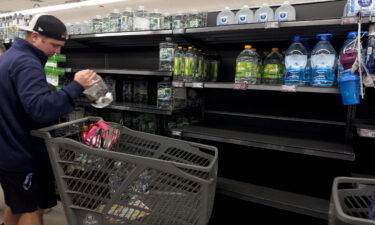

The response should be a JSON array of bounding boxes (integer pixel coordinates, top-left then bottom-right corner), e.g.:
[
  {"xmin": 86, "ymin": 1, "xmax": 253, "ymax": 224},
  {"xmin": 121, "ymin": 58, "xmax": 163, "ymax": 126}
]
[{"xmin": 17, "ymin": 25, "xmax": 34, "ymax": 32}]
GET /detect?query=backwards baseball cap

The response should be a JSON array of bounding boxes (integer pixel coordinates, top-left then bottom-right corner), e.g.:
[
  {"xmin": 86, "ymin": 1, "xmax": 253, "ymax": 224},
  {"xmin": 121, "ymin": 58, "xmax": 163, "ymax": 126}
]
[{"xmin": 18, "ymin": 13, "xmax": 68, "ymax": 41}]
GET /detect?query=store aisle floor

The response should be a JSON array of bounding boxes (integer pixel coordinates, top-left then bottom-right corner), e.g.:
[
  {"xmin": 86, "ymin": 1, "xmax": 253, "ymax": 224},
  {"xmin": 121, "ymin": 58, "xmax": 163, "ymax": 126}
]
[{"xmin": 0, "ymin": 187, "xmax": 68, "ymax": 225}]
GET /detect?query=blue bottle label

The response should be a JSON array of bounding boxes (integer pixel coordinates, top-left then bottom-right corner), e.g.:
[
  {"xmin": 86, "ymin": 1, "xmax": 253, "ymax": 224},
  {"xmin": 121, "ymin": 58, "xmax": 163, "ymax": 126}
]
[
  {"xmin": 220, "ymin": 16, "xmax": 229, "ymax": 25},
  {"xmin": 312, "ymin": 69, "xmax": 336, "ymax": 86},
  {"xmin": 285, "ymin": 69, "xmax": 305, "ymax": 85},
  {"xmin": 238, "ymin": 15, "xmax": 248, "ymax": 24},
  {"xmin": 278, "ymin": 11, "xmax": 288, "ymax": 21},
  {"xmin": 258, "ymin": 13, "xmax": 268, "ymax": 22},
  {"xmin": 358, "ymin": 0, "xmax": 372, "ymax": 7}
]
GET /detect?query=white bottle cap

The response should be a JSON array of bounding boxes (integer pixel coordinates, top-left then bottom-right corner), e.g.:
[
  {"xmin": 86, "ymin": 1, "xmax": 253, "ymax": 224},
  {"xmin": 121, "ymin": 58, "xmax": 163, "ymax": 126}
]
[
  {"xmin": 139, "ymin": 5, "xmax": 145, "ymax": 10},
  {"xmin": 113, "ymin": 9, "xmax": 119, "ymax": 13},
  {"xmin": 284, "ymin": 1, "xmax": 290, "ymax": 4},
  {"xmin": 154, "ymin": 9, "xmax": 159, "ymax": 13},
  {"xmin": 192, "ymin": 9, "xmax": 198, "ymax": 13},
  {"xmin": 243, "ymin": 5, "xmax": 249, "ymax": 8},
  {"xmin": 95, "ymin": 15, "xmax": 102, "ymax": 19},
  {"xmin": 177, "ymin": 11, "xmax": 183, "ymax": 15},
  {"xmin": 125, "ymin": 7, "xmax": 132, "ymax": 11},
  {"xmin": 225, "ymin": 7, "xmax": 230, "ymax": 10},
  {"xmin": 262, "ymin": 3, "xmax": 268, "ymax": 6}
]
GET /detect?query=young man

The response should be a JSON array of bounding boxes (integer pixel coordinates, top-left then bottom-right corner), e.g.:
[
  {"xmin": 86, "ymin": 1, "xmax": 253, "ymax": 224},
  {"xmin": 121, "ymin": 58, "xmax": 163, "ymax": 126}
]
[{"xmin": 0, "ymin": 14, "xmax": 99, "ymax": 225}]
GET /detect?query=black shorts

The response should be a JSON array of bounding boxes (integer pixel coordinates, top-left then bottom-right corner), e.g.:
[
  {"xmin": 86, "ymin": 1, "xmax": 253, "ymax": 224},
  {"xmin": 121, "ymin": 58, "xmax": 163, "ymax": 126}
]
[{"xmin": 0, "ymin": 168, "xmax": 57, "ymax": 214}]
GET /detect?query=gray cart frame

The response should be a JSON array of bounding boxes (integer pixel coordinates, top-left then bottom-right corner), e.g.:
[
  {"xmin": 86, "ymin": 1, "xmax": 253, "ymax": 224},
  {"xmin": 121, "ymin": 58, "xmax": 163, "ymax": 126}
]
[{"xmin": 32, "ymin": 117, "xmax": 218, "ymax": 225}]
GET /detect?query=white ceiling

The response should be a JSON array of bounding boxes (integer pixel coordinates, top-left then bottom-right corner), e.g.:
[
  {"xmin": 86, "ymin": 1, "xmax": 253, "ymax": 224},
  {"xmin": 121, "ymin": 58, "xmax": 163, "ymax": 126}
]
[{"xmin": 1, "ymin": 0, "xmax": 331, "ymax": 23}]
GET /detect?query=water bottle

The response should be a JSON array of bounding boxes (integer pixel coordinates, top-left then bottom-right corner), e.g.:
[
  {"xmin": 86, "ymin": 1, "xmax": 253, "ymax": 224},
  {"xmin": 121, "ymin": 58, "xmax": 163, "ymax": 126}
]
[
  {"xmin": 184, "ymin": 46, "xmax": 197, "ymax": 82},
  {"xmin": 163, "ymin": 13, "xmax": 173, "ymax": 29},
  {"xmin": 275, "ymin": 1, "xmax": 296, "ymax": 21},
  {"xmin": 197, "ymin": 49, "xmax": 205, "ymax": 81},
  {"xmin": 235, "ymin": 45, "xmax": 258, "ymax": 84},
  {"xmin": 216, "ymin": 7, "xmax": 235, "ymax": 26},
  {"xmin": 81, "ymin": 20, "xmax": 91, "ymax": 34},
  {"xmin": 255, "ymin": 3, "xmax": 274, "ymax": 22},
  {"xmin": 235, "ymin": 5, "xmax": 254, "ymax": 24},
  {"xmin": 174, "ymin": 46, "xmax": 184, "ymax": 81},
  {"xmin": 134, "ymin": 6, "xmax": 150, "ymax": 31},
  {"xmin": 157, "ymin": 78, "xmax": 173, "ymax": 110},
  {"xmin": 91, "ymin": 15, "xmax": 102, "ymax": 33},
  {"xmin": 120, "ymin": 7, "xmax": 133, "ymax": 32},
  {"xmin": 187, "ymin": 10, "xmax": 202, "ymax": 28},
  {"xmin": 109, "ymin": 161, "xmax": 130, "ymax": 198},
  {"xmin": 301, "ymin": 38, "xmax": 312, "ymax": 85},
  {"xmin": 101, "ymin": 16, "xmax": 110, "ymax": 33},
  {"xmin": 159, "ymin": 37, "xmax": 177, "ymax": 71},
  {"xmin": 150, "ymin": 9, "xmax": 163, "ymax": 30},
  {"xmin": 347, "ymin": 0, "xmax": 375, "ymax": 16},
  {"xmin": 108, "ymin": 9, "xmax": 121, "ymax": 32},
  {"xmin": 284, "ymin": 36, "xmax": 308, "ymax": 86},
  {"xmin": 251, "ymin": 47, "xmax": 263, "ymax": 80},
  {"xmin": 311, "ymin": 33, "xmax": 337, "ymax": 87},
  {"xmin": 83, "ymin": 74, "xmax": 114, "ymax": 108},
  {"xmin": 366, "ymin": 24, "xmax": 375, "ymax": 80},
  {"xmin": 263, "ymin": 48, "xmax": 284, "ymax": 84},
  {"xmin": 173, "ymin": 11, "xmax": 185, "ymax": 29}
]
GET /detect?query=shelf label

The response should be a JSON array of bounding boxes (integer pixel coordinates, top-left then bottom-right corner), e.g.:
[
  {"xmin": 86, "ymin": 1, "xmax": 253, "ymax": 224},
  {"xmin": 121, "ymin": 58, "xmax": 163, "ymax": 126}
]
[
  {"xmin": 192, "ymin": 82, "xmax": 204, "ymax": 88},
  {"xmin": 233, "ymin": 83, "xmax": 248, "ymax": 90},
  {"xmin": 281, "ymin": 85, "xmax": 297, "ymax": 92},
  {"xmin": 341, "ymin": 17, "xmax": 359, "ymax": 25},
  {"xmin": 172, "ymin": 81, "xmax": 185, "ymax": 87},
  {"xmin": 265, "ymin": 21, "xmax": 280, "ymax": 29},
  {"xmin": 173, "ymin": 28, "xmax": 185, "ymax": 34},
  {"xmin": 358, "ymin": 129, "xmax": 375, "ymax": 138},
  {"xmin": 172, "ymin": 130, "xmax": 182, "ymax": 136}
]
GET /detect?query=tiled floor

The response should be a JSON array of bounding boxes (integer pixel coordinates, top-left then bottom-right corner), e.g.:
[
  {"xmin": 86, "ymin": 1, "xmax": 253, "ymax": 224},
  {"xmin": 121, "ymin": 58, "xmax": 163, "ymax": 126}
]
[{"xmin": 0, "ymin": 187, "xmax": 68, "ymax": 225}]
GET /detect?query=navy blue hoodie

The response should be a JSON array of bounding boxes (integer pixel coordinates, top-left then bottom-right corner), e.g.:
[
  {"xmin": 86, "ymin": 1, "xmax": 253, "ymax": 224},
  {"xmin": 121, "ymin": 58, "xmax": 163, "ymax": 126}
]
[{"xmin": 0, "ymin": 38, "xmax": 84, "ymax": 172}]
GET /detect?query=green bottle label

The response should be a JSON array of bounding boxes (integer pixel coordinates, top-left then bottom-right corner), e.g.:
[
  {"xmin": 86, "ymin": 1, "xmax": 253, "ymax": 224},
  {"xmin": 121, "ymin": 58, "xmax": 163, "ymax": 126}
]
[
  {"xmin": 160, "ymin": 48, "xmax": 175, "ymax": 62},
  {"xmin": 198, "ymin": 59, "xmax": 204, "ymax": 77},
  {"xmin": 235, "ymin": 62, "xmax": 255, "ymax": 78},
  {"xmin": 263, "ymin": 64, "xmax": 282, "ymax": 79},
  {"xmin": 158, "ymin": 88, "xmax": 172, "ymax": 100},
  {"xmin": 210, "ymin": 62, "xmax": 219, "ymax": 78},
  {"xmin": 184, "ymin": 57, "xmax": 194, "ymax": 76},
  {"xmin": 174, "ymin": 57, "xmax": 182, "ymax": 75}
]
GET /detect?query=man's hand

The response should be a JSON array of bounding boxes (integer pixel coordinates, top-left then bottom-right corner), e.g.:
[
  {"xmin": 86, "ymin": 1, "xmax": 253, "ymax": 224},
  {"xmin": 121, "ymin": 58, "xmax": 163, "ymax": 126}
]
[{"xmin": 74, "ymin": 69, "xmax": 101, "ymax": 89}]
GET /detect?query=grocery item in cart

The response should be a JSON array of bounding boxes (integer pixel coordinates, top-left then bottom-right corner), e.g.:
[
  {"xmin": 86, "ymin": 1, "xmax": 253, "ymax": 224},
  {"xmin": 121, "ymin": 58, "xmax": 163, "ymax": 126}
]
[
  {"xmin": 83, "ymin": 74, "xmax": 114, "ymax": 108},
  {"xmin": 84, "ymin": 119, "xmax": 120, "ymax": 149}
]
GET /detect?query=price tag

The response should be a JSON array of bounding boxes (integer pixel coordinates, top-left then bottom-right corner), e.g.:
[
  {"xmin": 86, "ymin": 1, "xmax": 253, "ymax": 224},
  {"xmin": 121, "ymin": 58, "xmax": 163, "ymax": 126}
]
[
  {"xmin": 358, "ymin": 129, "xmax": 375, "ymax": 138},
  {"xmin": 341, "ymin": 17, "xmax": 359, "ymax": 25},
  {"xmin": 281, "ymin": 85, "xmax": 297, "ymax": 92},
  {"xmin": 172, "ymin": 81, "xmax": 185, "ymax": 87},
  {"xmin": 172, "ymin": 130, "xmax": 182, "ymax": 136},
  {"xmin": 233, "ymin": 83, "xmax": 248, "ymax": 90},
  {"xmin": 192, "ymin": 82, "xmax": 204, "ymax": 88},
  {"xmin": 173, "ymin": 28, "xmax": 185, "ymax": 34},
  {"xmin": 265, "ymin": 21, "xmax": 280, "ymax": 29}
]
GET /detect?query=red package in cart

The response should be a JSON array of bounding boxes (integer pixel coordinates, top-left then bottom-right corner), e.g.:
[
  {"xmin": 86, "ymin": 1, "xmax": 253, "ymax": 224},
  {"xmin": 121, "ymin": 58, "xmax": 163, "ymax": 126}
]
[{"xmin": 84, "ymin": 120, "xmax": 119, "ymax": 149}]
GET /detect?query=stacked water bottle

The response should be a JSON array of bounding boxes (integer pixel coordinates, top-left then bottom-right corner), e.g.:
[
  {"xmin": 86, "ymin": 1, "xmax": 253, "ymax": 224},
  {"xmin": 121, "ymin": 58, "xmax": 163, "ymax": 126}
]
[
  {"xmin": 159, "ymin": 37, "xmax": 221, "ymax": 83},
  {"xmin": 0, "ymin": 14, "xmax": 30, "ymax": 42},
  {"xmin": 343, "ymin": 0, "xmax": 375, "ymax": 17},
  {"xmin": 217, "ymin": 1, "xmax": 296, "ymax": 26},
  {"xmin": 67, "ymin": 7, "xmax": 207, "ymax": 35}
]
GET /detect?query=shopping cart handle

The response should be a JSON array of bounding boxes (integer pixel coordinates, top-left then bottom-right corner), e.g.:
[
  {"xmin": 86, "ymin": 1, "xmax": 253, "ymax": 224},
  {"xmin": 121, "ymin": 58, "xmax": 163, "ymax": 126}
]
[{"xmin": 31, "ymin": 116, "xmax": 102, "ymax": 139}]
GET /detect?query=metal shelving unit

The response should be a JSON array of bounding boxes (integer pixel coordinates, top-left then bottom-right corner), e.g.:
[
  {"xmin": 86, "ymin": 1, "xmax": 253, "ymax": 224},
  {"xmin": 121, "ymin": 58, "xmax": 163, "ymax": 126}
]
[
  {"xmin": 76, "ymin": 101, "xmax": 186, "ymax": 115},
  {"xmin": 70, "ymin": 68, "xmax": 172, "ymax": 76},
  {"xmin": 217, "ymin": 177, "xmax": 329, "ymax": 219},
  {"xmin": 179, "ymin": 125, "xmax": 354, "ymax": 161},
  {"xmin": 178, "ymin": 82, "xmax": 341, "ymax": 94}
]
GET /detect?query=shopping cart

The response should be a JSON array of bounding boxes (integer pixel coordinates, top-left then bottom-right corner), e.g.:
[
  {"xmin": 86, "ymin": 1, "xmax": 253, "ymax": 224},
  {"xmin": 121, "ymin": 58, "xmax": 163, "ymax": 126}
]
[
  {"xmin": 329, "ymin": 177, "xmax": 375, "ymax": 225},
  {"xmin": 31, "ymin": 117, "xmax": 218, "ymax": 225}
]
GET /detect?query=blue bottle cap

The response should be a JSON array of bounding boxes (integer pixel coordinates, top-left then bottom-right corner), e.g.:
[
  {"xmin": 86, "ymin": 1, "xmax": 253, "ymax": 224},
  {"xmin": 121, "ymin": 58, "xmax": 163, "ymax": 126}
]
[
  {"xmin": 316, "ymin": 33, "xmax": 333, "ymax": 40},
  {"xmin": 293, "ymin": 35, "xmax": 302, "ymax": 42},
  {"xmin": 347, "ymin": 32, "xmax": 358, "ymax": 39}
]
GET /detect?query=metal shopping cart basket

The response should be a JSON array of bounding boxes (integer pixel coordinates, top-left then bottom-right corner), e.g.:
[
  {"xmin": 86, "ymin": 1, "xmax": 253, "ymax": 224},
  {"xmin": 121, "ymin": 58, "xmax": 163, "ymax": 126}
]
[
  {"xmin": 31, "ymin": 117, "xmax": 218, "ymax": 225},
  {"xmin": 329, "ymin": 177, "xmax": 375, "ymax": 225}
]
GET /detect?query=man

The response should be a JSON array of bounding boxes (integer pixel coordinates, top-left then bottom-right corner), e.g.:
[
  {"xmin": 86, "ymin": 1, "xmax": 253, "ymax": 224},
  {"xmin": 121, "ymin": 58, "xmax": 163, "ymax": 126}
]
[{"xmin": 0, "ymin": 14, "xmax": 99, "ymax": 225}]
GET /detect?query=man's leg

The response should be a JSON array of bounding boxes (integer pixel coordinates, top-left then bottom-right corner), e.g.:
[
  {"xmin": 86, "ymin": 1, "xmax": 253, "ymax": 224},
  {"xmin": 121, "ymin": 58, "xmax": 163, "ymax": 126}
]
[
  {"xmin": 3, "ymin": 206, "xmax": 20, "ymax": 225},
  {"xmin": 17, "ymin": 209, "xmax": 44, "ymax": 225}
]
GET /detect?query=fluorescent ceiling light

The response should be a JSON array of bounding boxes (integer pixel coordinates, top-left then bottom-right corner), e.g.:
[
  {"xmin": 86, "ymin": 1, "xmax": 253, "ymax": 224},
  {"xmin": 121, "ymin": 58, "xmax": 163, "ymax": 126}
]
[{"xmin": 0, "ymin": 0, "xmax": 131, "ymax": 17}]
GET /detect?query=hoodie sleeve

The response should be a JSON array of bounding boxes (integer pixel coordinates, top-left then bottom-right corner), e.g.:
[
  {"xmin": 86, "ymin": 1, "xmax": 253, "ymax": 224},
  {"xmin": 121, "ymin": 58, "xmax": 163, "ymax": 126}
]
[{"xmin": 11, "ymin": 62, "xmax": 84, "ymax": 124}]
